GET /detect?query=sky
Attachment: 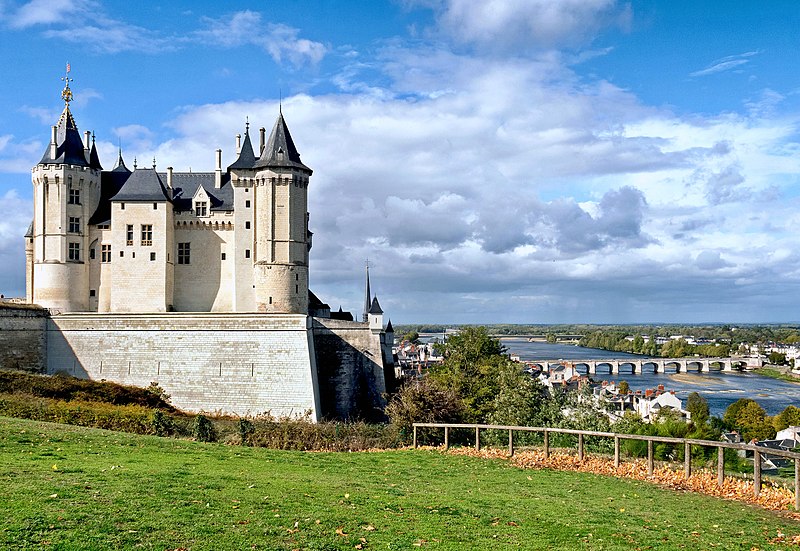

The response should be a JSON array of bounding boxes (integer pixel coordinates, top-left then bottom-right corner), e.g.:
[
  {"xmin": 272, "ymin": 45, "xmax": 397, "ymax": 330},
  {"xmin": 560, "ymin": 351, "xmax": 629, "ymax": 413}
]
[{"xmin": 1, "ymin": 0, "xmax": 800, "ymax": 324}]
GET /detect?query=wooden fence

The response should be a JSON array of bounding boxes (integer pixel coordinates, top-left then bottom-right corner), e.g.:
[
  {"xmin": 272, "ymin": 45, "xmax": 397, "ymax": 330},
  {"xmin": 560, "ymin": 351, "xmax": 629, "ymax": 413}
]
[{"xmin": 412, "ymin": 422, "xmax": 800, "ymax": 510}]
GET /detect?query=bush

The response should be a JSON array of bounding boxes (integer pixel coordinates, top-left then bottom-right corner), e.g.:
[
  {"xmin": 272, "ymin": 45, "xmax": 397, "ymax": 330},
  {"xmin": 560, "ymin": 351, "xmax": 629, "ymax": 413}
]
[
  {"xmin": 151, "ymin": 410, "xmax": 175, "ymax": 436},
  {"xmin": 385, "ymin": 378, "xmax": 464, "ymax": 443},
  {"xmin": 237, "ymin": 418, "xmax": 255, "ymax": 445},
  {"xmin": 193, "ymin": 414, "xmax": 217, "ymax": 442}
]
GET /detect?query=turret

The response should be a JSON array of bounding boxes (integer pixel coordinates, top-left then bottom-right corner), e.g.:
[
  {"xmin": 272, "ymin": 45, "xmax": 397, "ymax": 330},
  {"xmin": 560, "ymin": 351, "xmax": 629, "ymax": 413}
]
[
  {"xmin": 251, "ymin": 111, "xmax": 312, "ymax": 314},
  {"xmin": 29, "ymin": 66, "xmax": 102, "ymax": 311}
]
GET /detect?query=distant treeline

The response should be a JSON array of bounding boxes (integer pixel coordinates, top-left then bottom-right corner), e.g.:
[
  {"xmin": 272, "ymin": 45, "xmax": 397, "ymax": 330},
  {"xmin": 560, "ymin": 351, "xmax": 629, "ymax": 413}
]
[{"xmin": 394, "ymin": 324, "xmax": 800, "ymax": 347}]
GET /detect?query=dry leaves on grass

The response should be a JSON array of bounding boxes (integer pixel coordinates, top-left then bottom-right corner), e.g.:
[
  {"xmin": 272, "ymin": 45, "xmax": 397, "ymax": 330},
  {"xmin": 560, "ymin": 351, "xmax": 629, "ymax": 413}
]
[{"xmin": 444, "ymin": 446, "xmax": 800, "ymax": 520}]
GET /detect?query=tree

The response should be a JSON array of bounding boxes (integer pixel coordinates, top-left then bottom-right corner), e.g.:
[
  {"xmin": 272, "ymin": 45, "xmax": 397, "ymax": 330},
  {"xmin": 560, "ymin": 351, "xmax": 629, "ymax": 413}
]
[
  {"xmin": 774, "ymin": 405, "xmax": 800, "ymax": 432},
  {"xmin": 632, "ymin": 335, "xmax": 645, "ymax": 354},
  {"xmin": 488, "ymin": 363, "xmax": 547, "ymax": 427},
  {"xmin": 723, "ymin": 398, "xmax": 757, "ymax": 429},
  {"xmin": 402, "ymin": 331, "xmax": 420, "ymax": 344},
  {"xmin": 735, "ymin": 401, "xmax": 775, "ymax": 442},
  {"xmin": 685, "ymin": 392, "xmax": 710, "ymax": 426},
  {"xmin": 385, "ymin": 378, "xmax": 464, "ymax": 436},
  {"xmin": 768, "ymin": 351, "xmax": 787, "ymax": 365},
  {"xmin": 618, "ymin": 380, "xmax": 630, "ymax": 395},
  {"xmin": 428, "ymin": 326, "xmax": 507, "ymax": 423}
]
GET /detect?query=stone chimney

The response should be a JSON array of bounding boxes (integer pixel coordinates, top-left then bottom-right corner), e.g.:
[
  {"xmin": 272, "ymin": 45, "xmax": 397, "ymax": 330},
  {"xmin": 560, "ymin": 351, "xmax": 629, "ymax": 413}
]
[
  {"xmin": 50, "ymin": 126, "xmax": 57, "ymax": 158},
  {"xmin": 215, "ymin": 149, "xmax": 222, "ymax": 188},
  {"xmin": 259, "ymin": 127, "xmax": 266, "ymax": 155},
  {"xmin": 236, "ymin": 134, "xmax": 241, "ymax": 155},
  {"xmin": 166, "ymin": 166, "xmax": 173, "ymax": 190},
  {"xmin": 84, "ymin": 130, "xmax": 91, "ymax": 150}
]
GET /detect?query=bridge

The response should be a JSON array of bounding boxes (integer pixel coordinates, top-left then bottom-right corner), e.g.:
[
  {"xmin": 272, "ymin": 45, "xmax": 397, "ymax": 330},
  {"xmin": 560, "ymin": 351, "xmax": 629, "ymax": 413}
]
[{"xmin": 525, "ymin": 357, "xmax": 761, "ymax": 375}]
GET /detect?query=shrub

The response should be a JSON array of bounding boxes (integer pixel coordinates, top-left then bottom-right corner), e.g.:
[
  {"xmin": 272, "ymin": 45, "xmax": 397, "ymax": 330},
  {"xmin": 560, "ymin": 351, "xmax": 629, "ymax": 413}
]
[
  {"xmin": 151, "ymin": 410, "xmax": 175, "ymax": 436},
  {"xmin": 385, "ymin": 378, "xmax": 464, "ymax": 443},
  {"xmin": 193, "ymin": 414, "xmax": 217, "ymax": 442},
  {"xmin": 237, "ymin": 418, "xmax": 255, "ymax": 445}
]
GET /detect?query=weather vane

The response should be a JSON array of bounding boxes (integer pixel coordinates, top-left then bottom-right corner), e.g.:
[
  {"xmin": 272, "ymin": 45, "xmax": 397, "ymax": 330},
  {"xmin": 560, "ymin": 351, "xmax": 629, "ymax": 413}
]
[{"xmin": 60, "ymin": 62, "xmax": 73, "ymax": 105}]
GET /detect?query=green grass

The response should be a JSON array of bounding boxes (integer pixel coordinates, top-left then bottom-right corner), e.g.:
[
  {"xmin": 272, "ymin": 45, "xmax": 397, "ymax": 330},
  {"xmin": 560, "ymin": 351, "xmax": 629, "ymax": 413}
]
[
  {"xmin": 757, "ymin": 367, "xmax": 800, "ymax": 384},
  {"xmin": 1, "ymin": 417, "xmax": 798, "ymax": 550}
]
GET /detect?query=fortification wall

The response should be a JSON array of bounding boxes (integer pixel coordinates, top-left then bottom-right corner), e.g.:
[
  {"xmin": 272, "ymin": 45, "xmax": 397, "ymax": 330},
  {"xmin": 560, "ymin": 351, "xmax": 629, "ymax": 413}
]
[
  {"xmin": 0, "ymin": 304, "xmax": 48, "ymax": 372},
  {"xmin": 312, "ymin": 318, "xmax": 392, "ymax": 421},
  {"xmin": 46, "ymin": 313, "xmax": 321, "ymax": 419}
]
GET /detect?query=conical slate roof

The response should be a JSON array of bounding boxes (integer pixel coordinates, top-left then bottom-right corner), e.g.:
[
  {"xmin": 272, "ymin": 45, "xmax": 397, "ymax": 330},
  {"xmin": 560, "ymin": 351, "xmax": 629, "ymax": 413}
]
[
  {"xmin": 369, "ymin": 296, "xmax": 383, "ymax": 315},
  {"xmin": 254, "ymin": 112, "xmax": 312, "ymax": 174},
  {"xmin": 39, "ymin": 105, "xmax": 90, "ymax": 167},
  {"xmin": 88, "ymin": 137, "xmax": 102, "ymax": 170},
  {"xmin": 228, "ymin": 125, "xmax": 257, "ymax": 170}
]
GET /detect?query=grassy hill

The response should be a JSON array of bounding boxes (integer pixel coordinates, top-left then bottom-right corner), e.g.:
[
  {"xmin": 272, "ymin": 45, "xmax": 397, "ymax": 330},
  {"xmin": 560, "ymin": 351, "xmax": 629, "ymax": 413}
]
[{"xmin": 1, "ymin": 417, "xmax": 798, "ymax": 550}]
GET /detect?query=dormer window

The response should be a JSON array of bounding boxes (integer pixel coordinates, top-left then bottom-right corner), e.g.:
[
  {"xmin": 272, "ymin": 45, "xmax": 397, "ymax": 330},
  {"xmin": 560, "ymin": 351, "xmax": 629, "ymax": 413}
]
[
  {"xmin": 277, "ymin": 148, "xmax": 284, "ymax": 161},
  {"xmin": 195, "ymin": 201, "xmax": 208, "ymax": 217}
]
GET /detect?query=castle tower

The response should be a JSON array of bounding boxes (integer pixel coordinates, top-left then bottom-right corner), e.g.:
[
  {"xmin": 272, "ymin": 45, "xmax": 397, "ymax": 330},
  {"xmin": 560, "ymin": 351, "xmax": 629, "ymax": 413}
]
[
  {"xmin": 252, "ymin": 112, "xmax": 313, "ymax": 314},
  {"xmin": 29, "ymin": 67, "xmax": 102, "ymax": 311}
]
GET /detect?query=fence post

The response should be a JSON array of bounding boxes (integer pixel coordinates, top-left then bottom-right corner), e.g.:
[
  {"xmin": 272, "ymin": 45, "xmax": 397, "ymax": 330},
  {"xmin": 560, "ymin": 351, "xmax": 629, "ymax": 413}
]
[
  {"xmin": 717, "ymin": 447, "xmax": 724, "ymax": 487},
  {"xmin": 578, "ymin": 434, "xmax": 584, "ymax": 461},
  {"xmin": 413, "ymin": 426, "xmax": 417, "ymax": 448},
  {"xmin": 614, "ymin": 436, "xmax": 620, "ymax": 468},
  {"xmin": 475, "ymin": 427, "xmax": 480, "ymax": 451},
  {"xmin": 684, "ymin": 442, "xmax": 691, "ymax": 479},
  {"xmin": 508, "ymin": 430, "xmax": 514, "ymax": 457},
  {"xmin": 444, "ymin": 426, "xmax": 449, "ymax": 450},
  {"xmin": 544, "ymin": 429, "xmax": 549, "ymax": 459},
  {"xmin": 754, "ymin": 450, "xmax": 762, "ymax": 497},
  {"xmin": 647, "ymin": 439, "xmax": 654, "ymax": 476},
  {"xmin": 795, "ymin": 458, "xmax": 799, "ymax": 511}
]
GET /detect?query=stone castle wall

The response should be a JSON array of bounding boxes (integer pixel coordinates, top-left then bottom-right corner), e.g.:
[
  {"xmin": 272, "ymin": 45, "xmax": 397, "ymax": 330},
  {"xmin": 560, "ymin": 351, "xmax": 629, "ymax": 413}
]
[
  {"xmin": 312, "ymin": 318, "xmax": 393, "ymax": 421},
  {"xmin": 0, "ymin": 304, "xmax": 48, "ymax": 373},
  {"xmin": 46, "ymin": 313, "xmax": 321, "ymax": 419}
]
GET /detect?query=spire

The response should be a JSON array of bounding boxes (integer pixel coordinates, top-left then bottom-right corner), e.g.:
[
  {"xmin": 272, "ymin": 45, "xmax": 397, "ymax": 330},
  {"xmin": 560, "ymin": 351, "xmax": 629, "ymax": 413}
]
[
  {"xmin": 38, "ymin": 65, "xmax": 89, "ymax": 167},
  {"xmin": 369, "ymin": 296, "xmax": 383, "ymax": 315},
  {"xmin": 88, "ymin": 132, "xmax": 102, "ymax": 170},
  {"xmin": 253, "ymin": 111, "xmax": 312, "ymax": 174},
  {"xmin": 363, "ymin": 262, "xmax": 371, "ymax": 323},
  {"xmin": 112, "ymin": 147, "xmax": 130, "ymax": 173},
  {"xmin": 228, "ymin": 120, "xmax": 257, "ymax": 170}
]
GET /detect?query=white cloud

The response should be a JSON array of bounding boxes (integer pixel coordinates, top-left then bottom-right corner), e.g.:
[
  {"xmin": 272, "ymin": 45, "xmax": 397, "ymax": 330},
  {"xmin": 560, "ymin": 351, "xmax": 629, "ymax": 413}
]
[
  {"xmin": 196, "ymin": 11, "xmax": 327, "ymax": 66},
  {"xmin": 10, "ymin": 0, "xmax": 73, "ymax": 28},
  {"xmin": 0, "ymin": 189, "xmax": 31, "ymax": 298},
  {"xmin": 690, "ymin": 51, "xmax": 761, "ymax": 77},
  {"xmin": 412, "ymin": 0, "xmax": 626, "ymax": 51}
]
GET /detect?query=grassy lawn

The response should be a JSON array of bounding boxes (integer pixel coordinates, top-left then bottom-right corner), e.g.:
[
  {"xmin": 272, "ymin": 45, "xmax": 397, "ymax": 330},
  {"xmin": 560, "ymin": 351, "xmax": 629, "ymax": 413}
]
[
  {"xmin": 757, "ymin": 367, "xmax": 800, "ymax": 384},
  {"xmin": 1, "ymin": 417, "xmax": 799, "ymax": 550}
]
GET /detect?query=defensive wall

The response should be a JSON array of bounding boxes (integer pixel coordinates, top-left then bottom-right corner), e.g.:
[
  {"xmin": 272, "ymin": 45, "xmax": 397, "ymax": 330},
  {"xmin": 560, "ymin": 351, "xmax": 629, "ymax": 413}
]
[{"xmin": 0, "ymin": 304, "xmax": 391, "ymax": 420}]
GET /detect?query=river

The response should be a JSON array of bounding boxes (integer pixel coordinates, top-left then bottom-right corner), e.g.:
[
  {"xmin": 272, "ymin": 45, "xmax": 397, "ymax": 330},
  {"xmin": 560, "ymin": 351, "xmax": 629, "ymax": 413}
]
[{"xmin": 500, "ymin": 338, "xmax": 800, "ymax": 417}]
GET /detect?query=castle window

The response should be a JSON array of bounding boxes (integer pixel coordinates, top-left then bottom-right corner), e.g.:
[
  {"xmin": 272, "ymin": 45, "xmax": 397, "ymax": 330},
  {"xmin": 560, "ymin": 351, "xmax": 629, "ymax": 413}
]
[
  {"xmin": 150, "ymin": 252, "xmax": 156, "ymax": 261},
  {"xmin": 153, "ymin": 203, "xmax": 158, "ymax": 210},
  {"xmin": 295, "ymin": 285, "xmax": 299, "ymax": 294},
  {"xmin": 195, "ymin": 201, "xmax": 207, "ymax": 217},
  {"xmin": 89, "ymin": 248, "xmax": 96, "ymax": 260},
  {"xmin": 120, "ymin": 251, "xmax": 124, "ymax": 257},
  {"xmin": 68, "ymin": 242, "xmax": 80, "ymax": 261},
  {"xmin": 68, "ymin": 188, "xmax": 81, "ymax": 205},
  {"xmin": 245, "ymin": 200, "xmax": 251, "ymax": 208},
  {"xmin": 101, "ymin": 244, "xmax": 111, "ymax": 263},
  {"xmin": 221, "ymin": 252, "xmax": 226, "ymax": 260},
  {"xmin": 141, "ymin": 225, "xmax": 153, "ymax": 246},
  {"xmin": 245, "ymin": 249, "xmax": 250, "ymax": 259},
  {"xmin": 178, "ymin": 242, "xmax": 190, "ymax": 264},
  {"xmin": 68, "ymin": 217, "xmax": 80, "ymax": 233},
  {"xmin": 121, "ymin": 202, "xmax": 125, "ymax": 210},
  {"xmin": 89, "ymin": 289, "xmax": 96, "ymax": 297},
  {"xmin": 245, "ymin": 221, "xmax": 250, "ymax": 229}
]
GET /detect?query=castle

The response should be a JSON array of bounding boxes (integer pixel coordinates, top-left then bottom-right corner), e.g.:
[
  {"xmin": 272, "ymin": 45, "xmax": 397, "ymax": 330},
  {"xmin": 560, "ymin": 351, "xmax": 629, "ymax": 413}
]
[{"xmin": 7, "ymin": 70, "xmax": 394, "ymax": 421}]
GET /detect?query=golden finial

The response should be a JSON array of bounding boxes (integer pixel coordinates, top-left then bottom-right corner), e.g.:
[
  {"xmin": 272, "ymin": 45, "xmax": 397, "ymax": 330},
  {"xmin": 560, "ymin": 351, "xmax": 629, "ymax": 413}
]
[{"xmin": 60, "ymin": 62, "xmax": 73, "ymax": 105}]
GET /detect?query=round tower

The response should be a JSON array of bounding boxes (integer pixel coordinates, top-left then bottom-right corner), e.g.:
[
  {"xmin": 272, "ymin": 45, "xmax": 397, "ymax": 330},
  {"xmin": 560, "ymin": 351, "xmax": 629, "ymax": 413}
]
[
  {"xmin": 251, "ymin": 112, "xmax": 312, "ymax": 314},
  {"xmin": 30, "ymin": 68, "xmax": 102, "ymax": 311}
]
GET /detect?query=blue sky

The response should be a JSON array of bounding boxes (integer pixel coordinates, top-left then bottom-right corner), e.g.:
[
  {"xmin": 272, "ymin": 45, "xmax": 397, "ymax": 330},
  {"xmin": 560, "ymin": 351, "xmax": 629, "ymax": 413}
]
[{"xmin": 1, "ymin": 0, "xmax": 800, "ymax": 324}]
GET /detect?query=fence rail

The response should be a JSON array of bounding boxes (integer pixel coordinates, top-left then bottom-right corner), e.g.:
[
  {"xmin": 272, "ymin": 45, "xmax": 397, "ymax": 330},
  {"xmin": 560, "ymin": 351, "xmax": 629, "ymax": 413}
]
[{"xmin": 412, "ymin": 422, "xmax": 800, "ymax": 510}]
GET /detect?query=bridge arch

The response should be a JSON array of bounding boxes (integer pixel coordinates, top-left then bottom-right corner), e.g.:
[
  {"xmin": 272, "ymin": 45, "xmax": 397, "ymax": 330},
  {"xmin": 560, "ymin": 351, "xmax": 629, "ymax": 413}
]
[
  {"xmin": 616, "ymin": 362, "xmax": 636, "ymax": 375},
  {"xmin": 642, "ymin": 361, "xmax": 661, "ymax": 374},
  {"xmin": 593, "ymin": 362, "xmax": 614, "ymax": 375},
  {"xmin": 684, "ymin": 361, "xmax": 703, "ymax": 373},
  {"xmin": 662, "ymin": 361, "xmax": 680, "ymax": 374}
]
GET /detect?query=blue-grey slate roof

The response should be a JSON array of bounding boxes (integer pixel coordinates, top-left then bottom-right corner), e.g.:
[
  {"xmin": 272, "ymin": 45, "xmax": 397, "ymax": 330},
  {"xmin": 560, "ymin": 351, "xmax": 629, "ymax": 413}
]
[
  {"xmin": 254, "ymin": 113, "xmax": 312, "ymax": 174},
  {"xmin": 166, "ymin": 172, "xmax": 233, "ymax": 212},
  {"xmin": 88, "ymin": 153, "xmax": 132, "ymax": 225},
  {"xmin": 112, "ymin": 168, "xmax": 171, "ymax": 202},
  {"xmin": 369, "ymin": 296, "xmax": 383, "ymax": 315},
  {"xmin": 228, "ymin": 127, "xmax": 257, "ymax": 170},
  {"xmin": 38, "ymin": 106, "xmax": 91, "ymax": 168}
]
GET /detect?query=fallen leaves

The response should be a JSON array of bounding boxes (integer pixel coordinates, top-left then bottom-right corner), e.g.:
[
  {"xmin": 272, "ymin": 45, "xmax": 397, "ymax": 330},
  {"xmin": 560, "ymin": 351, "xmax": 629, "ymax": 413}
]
[{"xmin": 444, "ymin": 446, "xmax": 800, "ymax": 521}]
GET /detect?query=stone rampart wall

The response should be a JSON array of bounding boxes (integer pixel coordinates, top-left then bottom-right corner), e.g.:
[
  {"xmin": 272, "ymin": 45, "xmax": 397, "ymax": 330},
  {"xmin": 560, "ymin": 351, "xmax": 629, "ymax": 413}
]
[
  {"xmin": 312, "ymin": 318, "xmax": 392, "ymax": 421},
  {"xmin": 47, "ymin": 313, "xmax": 321, "ymax": 419},
  {"xmin": 0, "ymin": 304, "xmax": 48, "ymax": 373}
]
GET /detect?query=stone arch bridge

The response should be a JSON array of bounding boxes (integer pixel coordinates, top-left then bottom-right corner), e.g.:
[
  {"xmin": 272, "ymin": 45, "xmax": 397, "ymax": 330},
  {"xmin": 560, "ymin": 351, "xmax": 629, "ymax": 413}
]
[{"xmin": 527, "ymin": 357, "xmax": 758, "ymax": 375}]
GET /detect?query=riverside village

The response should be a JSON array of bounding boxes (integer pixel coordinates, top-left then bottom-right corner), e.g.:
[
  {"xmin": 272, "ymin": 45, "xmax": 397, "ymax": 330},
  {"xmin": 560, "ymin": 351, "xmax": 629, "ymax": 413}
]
[{"xmin": 3, "ymin": 11, "xmax": 800, "ymax": 544}]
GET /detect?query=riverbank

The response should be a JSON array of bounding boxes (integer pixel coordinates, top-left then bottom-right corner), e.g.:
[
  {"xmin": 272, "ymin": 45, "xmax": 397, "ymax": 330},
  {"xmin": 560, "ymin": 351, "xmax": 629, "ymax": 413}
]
[{"xmin": 757, "ymin": 367, "xmax": 800, "ymax": 385}]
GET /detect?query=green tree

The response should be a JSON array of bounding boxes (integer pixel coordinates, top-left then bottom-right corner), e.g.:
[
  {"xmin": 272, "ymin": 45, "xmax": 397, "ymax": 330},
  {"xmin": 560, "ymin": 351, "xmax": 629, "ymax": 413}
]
[
  {"xmin": 685, "ymin": 392, "xmax": 710, "ymax": 426},
  {"xmin": 488, "ymin": 363, "xmax": 546, "ymax": 427},
  {"xmin": 429, "ymin": 327, "xmax": 508, "ymax": 423},
  {"xmin": 618, "ymin": 380, "xmax": 630, "ymax": 395},
  {"xmin": 723, "ymin": 398, "xmax": 757, "ymax": 429},
  {"xmin": 632, "ymin": 335, "xmax": 645, "ymax": 354},
  {"xmin": 734, "ymin": 401, "xmax": 775, "ymax": 442},
  {"xmin": 774, "ymin": 405, "xmax": 800, "ymax": 432},
  {"xmin": 385, "ymin": 378, "xmax": 464, "ymax": 436},
  {"xmin": 768, "ymin": 351, "xmax": 787, "ymax": 365},
  {"xmin": 402, "ymin": 331, "xmax": 420, "ymax": 344}
]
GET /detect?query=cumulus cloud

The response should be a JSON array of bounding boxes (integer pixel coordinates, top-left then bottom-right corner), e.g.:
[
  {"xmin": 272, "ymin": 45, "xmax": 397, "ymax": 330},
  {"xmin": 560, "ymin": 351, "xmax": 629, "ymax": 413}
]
[
  {"xmin": 195, "ymin": 11, "xmax": 327, "ymax": 66},
  {"xmin": 412, "ymin": 0, "xmax": 628, "ymax": 51}
]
